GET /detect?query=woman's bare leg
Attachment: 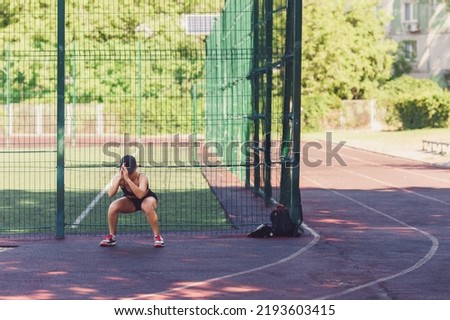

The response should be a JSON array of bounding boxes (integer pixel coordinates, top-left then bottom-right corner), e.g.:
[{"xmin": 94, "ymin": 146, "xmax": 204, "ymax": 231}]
[
  {"xmin": 107, "ymin": 197, "xmax": 136, "ymax": 235},
  {"xmin": 141, "ymin": 197, "xmax": 160, "ymax": 236}
]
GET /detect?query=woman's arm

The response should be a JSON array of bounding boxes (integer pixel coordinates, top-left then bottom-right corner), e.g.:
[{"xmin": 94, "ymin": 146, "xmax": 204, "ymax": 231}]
[
  {"xmin": 122, "ymin": 167, "xmax": 149, "ymax": 199},
  {"xmin": 108, "ymin": 171, "xmax": 122, "ymax": 198}
]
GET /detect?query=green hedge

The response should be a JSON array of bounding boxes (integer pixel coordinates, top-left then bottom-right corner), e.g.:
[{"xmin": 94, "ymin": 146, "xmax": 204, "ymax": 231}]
[
  {"xmin": 395, "ymin": 94, "xmax": 450, "ymax": 129},
  {"xmin": 378, "ymin": 75, "xmax": 450, "ymax": 129}
]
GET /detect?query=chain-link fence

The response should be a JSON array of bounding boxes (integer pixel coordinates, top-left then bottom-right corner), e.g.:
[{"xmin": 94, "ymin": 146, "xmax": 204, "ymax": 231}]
[{"xmin": 0, "ymin": 0, "xmax": 301, "ymax": 238}]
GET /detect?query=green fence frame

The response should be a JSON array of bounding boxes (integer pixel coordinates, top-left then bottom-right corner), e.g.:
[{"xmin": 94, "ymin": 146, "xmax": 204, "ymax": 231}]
[
  {"xmin": 204, "ymin": 0, "xmax": 303, "ymax": 228},
  {"xmin": 56, "ymin": 0, "xmax": 66, "ymax": 239},
  {"xmin": 0, "ymin": 0, "xmax": 302, "ymax": 238}
]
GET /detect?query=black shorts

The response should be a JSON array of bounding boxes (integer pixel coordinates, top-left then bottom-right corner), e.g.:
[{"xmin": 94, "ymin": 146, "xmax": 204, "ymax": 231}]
[{"xmin": 124, "ymin": 190, "xmax": 158, "ymax": 211}]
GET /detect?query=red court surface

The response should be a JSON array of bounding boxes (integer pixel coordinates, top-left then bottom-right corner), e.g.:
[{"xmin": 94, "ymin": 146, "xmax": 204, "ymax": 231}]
[{"xmin": 1, "ymin": 143, "xmax": 450, "ymax": 300}]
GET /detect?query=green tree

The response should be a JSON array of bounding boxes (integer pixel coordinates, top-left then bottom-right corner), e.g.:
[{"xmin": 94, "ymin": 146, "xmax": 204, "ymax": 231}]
[
  {"xmin": 302, "ymin": 0, "xmax": 397, "ymax": 99},
  {"xmin": 1, "ymin": 1, "xmax": 56, "ymax": 103}
]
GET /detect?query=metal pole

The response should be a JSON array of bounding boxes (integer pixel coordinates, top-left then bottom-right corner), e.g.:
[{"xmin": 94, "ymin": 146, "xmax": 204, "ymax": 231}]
[
  {"xmin": 72, "ymin": 41, "xmax": 76, "ymax": 144},
  {"xmin": 5, "ymin": 42, "xmax": 11, "ymax": 145},
  {"xmin": 263, "ymin": 0, "xmax": 273, "ymax": 206},
  {"xmin": 280, "ymin": 0, "xmax": 294, "ymax": 207},
  {"xmin": 56, "ymin": 0, "xmax": 66, "ymax": 239},
  {"xmin": 290, "ymin": 0, "xmax": 303, "ymax": 229},
  {"xmin": 251, "ymin": 0, "xmax": 261, "ymax": 194},
  {"xmin": 137, "ymin": 41, "xmax": 142, "ymax": 141},
  {"xmin": 71, "ymin": 41, "xmax": 76, "ymax": 146},
  {"xmin": 191, "ymin": 83, "xmax": 198, "ymax": 164}
]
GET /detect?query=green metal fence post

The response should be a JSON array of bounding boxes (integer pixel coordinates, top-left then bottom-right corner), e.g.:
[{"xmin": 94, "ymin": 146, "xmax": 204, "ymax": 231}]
[
  {"xmin": 5, "ymin": 42, "xmax": 11, "ymax": 146},
  {"xmin": 137, "ymin": 41, "xmax": 142, "ymax": 141},
  {"xmin": 290, "ymin": 0, "xmax": 303, "ymax": 229},
  {"xmin": 191, "ymin": 83, "xmax": 198, "ymax": 164},
  {"xmin": 251, "ymin": 0, "xmax": 261, "ymax": 195},
  {"xmin": 56, "ymin": 0, "xmax": 66, "ymax": 239},
  {"xmin": 70, "ymin": 41, "xmax": 76, "ymax": 146},
  {"xmin": 280, "ymin": 0, "xmax": 294, "ymax": 207},
  {"xmin": 263, "ymin": 0, "xmax": 274, "ymax": 206}
]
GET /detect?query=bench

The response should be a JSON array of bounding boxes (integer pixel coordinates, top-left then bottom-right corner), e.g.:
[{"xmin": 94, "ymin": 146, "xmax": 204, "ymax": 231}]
[{"xmin": 422, "ymin": 140, "xmax": 450, "ymax": 155}]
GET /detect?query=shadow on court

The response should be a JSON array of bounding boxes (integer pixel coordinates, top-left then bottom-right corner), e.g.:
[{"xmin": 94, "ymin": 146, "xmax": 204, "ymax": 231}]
[
  {"xmin": 2, "ymin": 141, "xmax": 450, "ymax": 300},
  {"xmin": 1, "ymin": 185, "xmax": 450, "ymax": 300},
  {"xmin": 0, "ymin": 234, "xmax": 311, "ymax": 300}
]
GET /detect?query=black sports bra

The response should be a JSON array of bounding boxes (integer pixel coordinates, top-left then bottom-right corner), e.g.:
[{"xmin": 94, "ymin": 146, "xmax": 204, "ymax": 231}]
[{"xmin": 120, "ymin": 173, "xmax": 144, "ymax": 198}]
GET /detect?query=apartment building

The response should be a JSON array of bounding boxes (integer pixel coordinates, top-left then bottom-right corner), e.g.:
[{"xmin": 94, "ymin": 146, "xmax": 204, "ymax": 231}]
[{"xmin": 381, "ymin": 0, "xmax": 450, "ymax": 88}]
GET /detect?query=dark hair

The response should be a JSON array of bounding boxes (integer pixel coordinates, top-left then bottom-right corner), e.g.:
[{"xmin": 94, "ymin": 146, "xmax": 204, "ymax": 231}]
[{"xmin": 119, "ymin": 155, "xmax": 137, "ymax": 174}]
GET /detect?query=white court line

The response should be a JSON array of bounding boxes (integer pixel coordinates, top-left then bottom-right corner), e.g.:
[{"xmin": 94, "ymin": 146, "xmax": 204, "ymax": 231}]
[
  {"xmin": 72, "ymin": 151, "xmax": 138, "ymax": 227},
  {"xmin": 71, "ymin": 183, "xmax": 110, "ymax": 228},
  {"xmin": 304, "ymin": 175, "xmax": 439, "ymax": 300},
  {"xmin": 334, "ymin": 163, "xmax": 450, "ymax": 206},
  {"xmin": 128, "ymin": 224, "xmax": 320, "ymax": 300},
  {"xmin": 127, "ymin": 148, "xmax": 439, "ymax": 299},
  {"xmin": 341, "ymin": 151, "xmax": 450, "ymax": 185}
]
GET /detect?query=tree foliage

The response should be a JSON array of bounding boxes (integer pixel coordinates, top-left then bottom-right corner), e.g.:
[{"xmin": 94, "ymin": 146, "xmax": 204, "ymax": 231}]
[
  {"xmin": 1, "ymin": 0, "xmax": 425, "ymax": 133},
  {"xmin": 396, "ymin": 94, "xmax": 450, "ymax": 129},
  {"xmin": 378, "ymin": 76, "xmax": 450, "ymax": 129},
  {"xmin": 302, "ymin": 0, "xmax": 397, "ymax": 99},
  {"xmin": 1, "ymin": 0, "xmax": 224, "ymax": 134}
]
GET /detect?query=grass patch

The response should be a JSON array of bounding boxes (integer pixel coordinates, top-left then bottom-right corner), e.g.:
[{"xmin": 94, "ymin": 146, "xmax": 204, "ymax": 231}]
[
  {"xmin": 0, "ymin": 145, "xmax": 230, "ymax": 235},
  {"xmin": 302, "ymin": 128, "xmax": 450, "ymax": 164}
]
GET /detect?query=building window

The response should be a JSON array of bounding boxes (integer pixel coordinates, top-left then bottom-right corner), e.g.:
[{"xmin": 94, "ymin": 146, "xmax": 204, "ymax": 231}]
[
  {"xmin": 401, "ymin": 40, "xmax": 417, "ymax": 61},
  {"xmin": 403, "ymin": 1, "xmax": 418, "ymax": 22}
]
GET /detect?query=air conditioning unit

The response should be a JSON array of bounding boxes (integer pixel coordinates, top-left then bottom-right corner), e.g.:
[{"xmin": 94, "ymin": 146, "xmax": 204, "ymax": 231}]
[{"xmin": 406, "ymin": 22, "xmax": 419, "ymax": 33}]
